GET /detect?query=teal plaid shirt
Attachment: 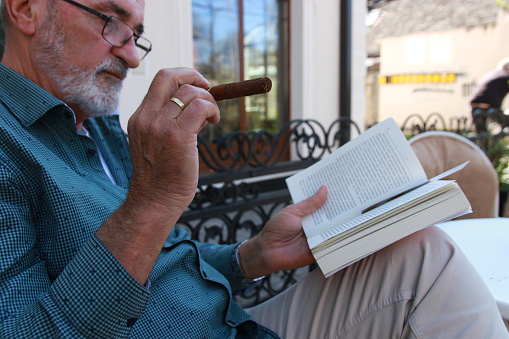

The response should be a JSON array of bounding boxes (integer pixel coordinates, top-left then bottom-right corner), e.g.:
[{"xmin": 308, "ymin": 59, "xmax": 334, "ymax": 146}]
[{"xmin": 0, "ymin": 64, "xmax": 278, "ymax": 338}]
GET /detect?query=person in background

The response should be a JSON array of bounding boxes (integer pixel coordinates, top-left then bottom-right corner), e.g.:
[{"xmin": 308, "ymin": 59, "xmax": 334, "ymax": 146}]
[
  {"xmin": 470, "ymin": 57, "xmax": 509, "ymax": 133},
  {"xmin": 0, "ymin": 0, "xmax": 507, "ymax": 338}
]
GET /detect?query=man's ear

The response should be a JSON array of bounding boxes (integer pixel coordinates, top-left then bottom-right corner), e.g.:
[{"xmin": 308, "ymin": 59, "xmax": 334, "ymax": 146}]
[{"xmin": 4, "ymin": 0, "xmax": 45, "ymax": 36}]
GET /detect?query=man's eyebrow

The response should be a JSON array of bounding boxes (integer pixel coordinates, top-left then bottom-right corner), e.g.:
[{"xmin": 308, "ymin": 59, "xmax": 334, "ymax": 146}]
[{"xmin": 100, "ymin": 0, "xmax": 145, "ymax": 35}]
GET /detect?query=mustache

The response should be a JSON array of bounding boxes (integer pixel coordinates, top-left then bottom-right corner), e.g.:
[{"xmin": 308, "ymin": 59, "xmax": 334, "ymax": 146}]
[{"xmin": 95, "ymin": 58, "xmax": 128, "ymax": 78}]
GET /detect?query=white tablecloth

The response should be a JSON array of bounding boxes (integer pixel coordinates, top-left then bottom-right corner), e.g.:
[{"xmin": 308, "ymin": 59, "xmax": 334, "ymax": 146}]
[{"xmin": 438, "ymin": 218, "xmax": 509, "ymax": 320}]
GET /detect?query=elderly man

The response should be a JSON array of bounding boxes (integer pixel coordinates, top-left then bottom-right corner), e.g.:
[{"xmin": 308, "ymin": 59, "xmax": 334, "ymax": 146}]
[{"xmin": 0, "ymin": 0, "xmax": 507, "ymax": 338}]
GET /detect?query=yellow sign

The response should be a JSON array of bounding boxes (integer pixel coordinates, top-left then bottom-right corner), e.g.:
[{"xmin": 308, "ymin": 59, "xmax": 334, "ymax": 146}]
[{"xmin": 379, "ymin": 73, "xmax": 457, "ymax": 84}]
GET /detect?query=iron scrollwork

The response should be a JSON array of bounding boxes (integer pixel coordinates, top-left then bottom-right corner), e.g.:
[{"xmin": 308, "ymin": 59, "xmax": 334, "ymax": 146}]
[
  {"xmin": 197, "ymin": 117, "xmax": 361, "ymax": 173},
  {"xmin": 177, "ymin": 114, "xmax": 488, "ymax": 307},
  {"xmin": 400, "ymin": 112, "xmax": 474, "ymax": 137},
  {"xmin": 177, "ymin": 118, "xmax": 360, "ymax": 307}
]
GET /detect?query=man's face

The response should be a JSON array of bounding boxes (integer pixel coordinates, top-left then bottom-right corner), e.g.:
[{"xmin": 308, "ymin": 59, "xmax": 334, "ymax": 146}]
[{"xmin": 32, "ymin": 0, "xmax": 145, "ymax": 118}]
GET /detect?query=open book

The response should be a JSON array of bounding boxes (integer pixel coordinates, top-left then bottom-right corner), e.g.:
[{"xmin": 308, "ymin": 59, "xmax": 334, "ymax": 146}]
[{"xmin": 286, "ymin": 118, "xmax": 472, "ymax": 278}]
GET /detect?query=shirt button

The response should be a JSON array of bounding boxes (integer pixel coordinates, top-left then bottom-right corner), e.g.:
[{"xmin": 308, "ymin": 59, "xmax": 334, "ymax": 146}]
[
  {"xmin": 86, "ymin": 149, "xmax": 97, "ymax": 157},
  {"xmin": 126, "ymin": 318, "xmax": 138, "ymax": 327}
]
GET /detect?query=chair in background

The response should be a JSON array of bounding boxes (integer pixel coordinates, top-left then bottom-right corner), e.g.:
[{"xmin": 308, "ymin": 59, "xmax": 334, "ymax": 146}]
[{"xmin": 409, "ymin": 131, "xmax": 499, "ymax": 219}]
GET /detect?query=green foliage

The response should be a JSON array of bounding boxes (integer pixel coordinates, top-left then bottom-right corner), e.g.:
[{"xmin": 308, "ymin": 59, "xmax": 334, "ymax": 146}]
[
  {"xmin": 485, "ymin": 133, "xmax": 509, "ymax": 191},
  {"xmin": 496, "ymin": 0, "xmax": 509, "ymax": 10}
]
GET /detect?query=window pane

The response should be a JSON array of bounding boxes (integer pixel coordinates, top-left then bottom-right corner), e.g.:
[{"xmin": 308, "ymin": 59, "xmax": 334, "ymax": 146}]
[
  {"xmin": 193, "ymin": 0, "xmax": 288, "ymax": 138},
  {"xmin": 193, "ymin": 0, "xmax": 241, "ymax": 138},
  {"xmin": 244, "ymin": 0, "xmax": 280, "ymax": 131}
]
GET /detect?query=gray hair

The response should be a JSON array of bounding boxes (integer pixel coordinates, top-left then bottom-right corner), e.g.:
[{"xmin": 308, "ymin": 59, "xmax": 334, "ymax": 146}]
[
  {"xmin": 1, "ymin": 1, "xmax": 6, "ymax": 29},
  {"xmin": 0, "ymin": 1, "xmax": 5, "ymax": 58},
  {"xmin": 1, "ymin": 0, "xmax": 56, "ymax": 30}
]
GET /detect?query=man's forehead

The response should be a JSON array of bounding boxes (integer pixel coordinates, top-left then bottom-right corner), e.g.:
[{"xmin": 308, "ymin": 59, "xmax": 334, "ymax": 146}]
[
  {"xmin": 91, "ymin": 0, "xmax": 145, "ymax": 32},
  {"xmin": 91, "ymin": 0, "xmax": 145, "ymax": 16}
]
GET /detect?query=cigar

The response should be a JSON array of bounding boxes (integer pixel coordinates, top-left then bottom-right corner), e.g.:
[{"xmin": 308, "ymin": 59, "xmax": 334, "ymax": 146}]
[{"xmin": 208, "ymin": 77, "xmax": 272, "ymax": 101}]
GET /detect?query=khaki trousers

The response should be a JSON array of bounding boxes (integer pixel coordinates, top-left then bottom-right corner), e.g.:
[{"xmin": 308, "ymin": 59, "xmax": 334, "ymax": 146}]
[{"xmin": 246, "ymin": 226, "xmax": 508, "ymax": 338}]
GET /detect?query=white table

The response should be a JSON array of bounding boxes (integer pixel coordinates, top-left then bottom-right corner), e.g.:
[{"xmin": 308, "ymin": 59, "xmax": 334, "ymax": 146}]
[{"xmin": 438, "ymin": 218, "xmax": 509, "ymax": 320}]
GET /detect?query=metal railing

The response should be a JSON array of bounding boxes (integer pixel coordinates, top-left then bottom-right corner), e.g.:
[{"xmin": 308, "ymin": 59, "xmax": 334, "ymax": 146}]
[
  {"xmin": 177, "ymin": 112, "xmax": 503, "ymax": 307},
  {"xmin": 177, "ymin": 118, "xmax": 360, "ymax": 307}
]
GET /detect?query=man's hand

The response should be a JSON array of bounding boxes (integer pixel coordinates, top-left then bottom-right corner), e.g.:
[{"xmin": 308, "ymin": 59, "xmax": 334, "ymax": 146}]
[
  {"xmin": 238, "ymin": 186, "xmax": 327, "ymax": 279},
  {"xmin": 97, "ymin": 68, "xmax": 220, "ymax": 284},
  {"xmin": 127, "ymin": 68, "xmax": 220, "ymax": 212}
]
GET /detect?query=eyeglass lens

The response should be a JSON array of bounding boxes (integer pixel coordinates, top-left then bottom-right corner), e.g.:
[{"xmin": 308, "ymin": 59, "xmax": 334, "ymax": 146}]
[{"xmin": 102, "ymin": 16, "xmax": 151, "ymax": 60}]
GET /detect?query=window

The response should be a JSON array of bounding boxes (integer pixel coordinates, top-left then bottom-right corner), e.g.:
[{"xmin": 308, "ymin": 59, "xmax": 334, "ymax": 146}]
[{"xmin": 193, "ymin": 0, "xmax": 289, "ymax": 138}]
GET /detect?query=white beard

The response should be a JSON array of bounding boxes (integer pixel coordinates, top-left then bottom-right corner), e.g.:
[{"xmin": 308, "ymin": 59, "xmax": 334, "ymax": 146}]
[{"xmin": 33, "ymin": 7, "xmax": 127, "ymax": 117}]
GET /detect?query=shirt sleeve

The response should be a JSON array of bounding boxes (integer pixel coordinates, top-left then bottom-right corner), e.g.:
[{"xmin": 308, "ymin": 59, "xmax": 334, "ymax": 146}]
[
  {"xmin": 197, "ymin": 241, "xmax": 248, "ymax": 292},
  {"xmin": 197, "ymin": 240, "xmax": 264, "ymax": 293},
  {"xmin": 0, "ymin": 167, "xmax": 150, "ymax": 338}
]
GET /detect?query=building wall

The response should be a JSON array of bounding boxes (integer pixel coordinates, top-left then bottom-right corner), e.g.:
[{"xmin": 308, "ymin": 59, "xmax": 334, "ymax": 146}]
[
  {"xmin": 118, "ymin": 0, "xmax": 366, "ymax": 133},
  {"xmin": 377, "ymin": 8, "xmax": 509, "ymax": 128},
  {"xmin": 351, "ymin": 0, "xmax": 367, "ymax": 130},
  {"xmin": 118, "ymin": 1, "xmax": 194, "ymax": 130}
]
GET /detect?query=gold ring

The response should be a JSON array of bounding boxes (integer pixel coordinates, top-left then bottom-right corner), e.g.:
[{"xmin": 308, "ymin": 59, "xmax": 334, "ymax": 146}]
[{"xmin": 169, "ymin": 97, "xmax": 185, "ymax": 110}]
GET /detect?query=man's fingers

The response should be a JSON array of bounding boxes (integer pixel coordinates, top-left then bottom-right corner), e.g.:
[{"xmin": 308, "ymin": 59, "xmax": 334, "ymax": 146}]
[
  {"xmin": 145, "ymin": 68, "xmax": 210, "ymax": 108},
  {"xmin": 130, "ymin": 68, "xmax": 220, "ymax": 136},
  {"xmin": 167, "ymin": 83, "xmax": 216, "ymax": 112},
  {"xmin": 293, "ymin": 185, "xmax": 328, "ymax": 217},
  {"xmin": 164, "ymin": 83, "xmax": 220, "ymax": 131}
]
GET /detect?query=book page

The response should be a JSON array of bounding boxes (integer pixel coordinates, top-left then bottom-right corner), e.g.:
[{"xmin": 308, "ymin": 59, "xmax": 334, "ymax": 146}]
[
  {"xmin": 286, "ymin": 118, "xmax": 427, "ymax": 238},
  {"xmin": 315, "ymin": 182, "xmax": 471, "ymax": 277},
  {"xmin": 307, "ymin": 180, "xmax": 464, "ymax": 249}
]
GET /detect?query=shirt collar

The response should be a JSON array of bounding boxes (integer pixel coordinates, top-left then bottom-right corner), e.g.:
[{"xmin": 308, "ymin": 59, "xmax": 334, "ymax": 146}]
[{"xmin": 0, "ymin": 64, "xmax": 69, "ymax": 127}]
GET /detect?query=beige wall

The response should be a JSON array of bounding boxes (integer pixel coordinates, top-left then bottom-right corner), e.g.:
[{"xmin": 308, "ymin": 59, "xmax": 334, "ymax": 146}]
[
  {"xmin": 118, "ymin": 0, "xmax": 366, "ymax": 133},
  {"xmin": 351, "ymin": 0, "xmax": 367, "ymax": 130},
  {"xmin": 377, "ymin": 8, "xmax": 509, "ymax": 128},
  {"xmin": 118, "ymin": 1, "xmax": 194, "ymax": 130}
]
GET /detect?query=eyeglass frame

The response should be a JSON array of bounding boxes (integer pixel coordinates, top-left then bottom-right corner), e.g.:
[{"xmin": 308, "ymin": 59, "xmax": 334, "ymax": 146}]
[{"xmin": 61, "ymin": 0, "xmax": 152, "ymax": 60}]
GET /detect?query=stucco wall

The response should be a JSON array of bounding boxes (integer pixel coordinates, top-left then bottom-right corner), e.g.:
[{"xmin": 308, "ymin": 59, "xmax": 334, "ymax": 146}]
[
  {"xmin": 377, "ymin": 9, "xmax": 509, "ymax": 127},
  {"xmin": 118, "ymin": 1, "xmax": 194, "ymax": 130}
]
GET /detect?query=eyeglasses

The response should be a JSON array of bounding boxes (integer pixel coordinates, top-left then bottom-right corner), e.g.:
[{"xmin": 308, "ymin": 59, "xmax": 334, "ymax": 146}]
[{"xmin": 62, "ymin": 0, "xmax": 152, "ymax": 60}]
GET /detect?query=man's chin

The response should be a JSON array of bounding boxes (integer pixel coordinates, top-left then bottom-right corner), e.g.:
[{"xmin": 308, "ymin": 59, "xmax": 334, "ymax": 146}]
[
  {"xmin": 62, "ymin": 76, "xmax": 122, "ymax": 118},
  {"xmin": 72, "ymin": 95, "xmax": 120, "ymax": 118},
  {"xmin": 86, "ymin": 104, "xmax": 119, "ymax": 118}
]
